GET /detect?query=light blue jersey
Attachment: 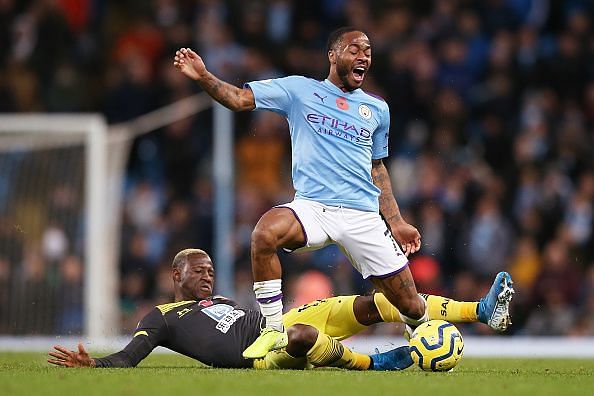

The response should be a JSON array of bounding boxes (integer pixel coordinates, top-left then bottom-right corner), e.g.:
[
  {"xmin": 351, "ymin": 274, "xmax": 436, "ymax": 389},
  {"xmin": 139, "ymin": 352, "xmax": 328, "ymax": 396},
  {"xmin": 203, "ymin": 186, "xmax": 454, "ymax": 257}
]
[{"xmin": 246, "ymin": 76, "xmax": 390, "ymax": 212}]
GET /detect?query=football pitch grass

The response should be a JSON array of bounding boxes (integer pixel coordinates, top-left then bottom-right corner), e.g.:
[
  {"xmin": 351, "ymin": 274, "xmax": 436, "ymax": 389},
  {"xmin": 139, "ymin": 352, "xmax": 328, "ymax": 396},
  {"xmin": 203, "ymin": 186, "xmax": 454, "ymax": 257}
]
[{"xmin": 1, "ymin": 352, "xmax": 593, "ymax": 396}]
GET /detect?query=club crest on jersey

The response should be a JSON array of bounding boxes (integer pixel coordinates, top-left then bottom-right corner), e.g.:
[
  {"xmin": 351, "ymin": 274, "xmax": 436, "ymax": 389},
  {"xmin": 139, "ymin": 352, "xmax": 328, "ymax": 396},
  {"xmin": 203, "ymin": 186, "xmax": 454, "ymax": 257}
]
[
  {"xmin": 358, "ymin": 104, "xmax": 372, "ymax": 120},
  {"xmin": 201, "ymin": 303, "xmax": 246, "ymax": 333},
  {"xmin": 202, "ymin": 304, "xmax": 234, "ymax": 321},
  {"xmin": 336, "ymin": 97, "xmax": 349, "ymax": 110}
]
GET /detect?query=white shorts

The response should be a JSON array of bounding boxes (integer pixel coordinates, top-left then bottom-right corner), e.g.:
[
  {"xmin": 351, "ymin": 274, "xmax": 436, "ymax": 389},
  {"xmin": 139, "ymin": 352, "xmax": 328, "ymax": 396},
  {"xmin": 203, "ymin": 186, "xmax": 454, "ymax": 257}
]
[{"xmin": 277, "ymin": 199, "xmax": 409, "ymax": 279}]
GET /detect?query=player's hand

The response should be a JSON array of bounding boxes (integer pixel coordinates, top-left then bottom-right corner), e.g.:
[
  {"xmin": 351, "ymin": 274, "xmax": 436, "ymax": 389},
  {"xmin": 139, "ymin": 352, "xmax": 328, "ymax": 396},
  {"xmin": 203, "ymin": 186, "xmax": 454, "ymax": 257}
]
[
  {"xmin": 173, "ymin": 47, "xmax": 206, "ymax": 81},
  {"xmin": 391, "ymin": 221, "xmax": 421, "ymax": 257},
  {"xmin": 48, "ymin": 343, "xmax": 96, "ymax": 368}
]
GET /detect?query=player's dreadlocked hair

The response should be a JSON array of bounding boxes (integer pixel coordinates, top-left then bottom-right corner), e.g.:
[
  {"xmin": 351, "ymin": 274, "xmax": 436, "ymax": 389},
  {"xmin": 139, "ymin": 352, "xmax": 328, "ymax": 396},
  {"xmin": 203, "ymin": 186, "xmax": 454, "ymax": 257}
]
[
  {"xmin": 172, "ymin": 248, "xmax": 210, "ymax": 270},
  {"xmin": 326, "ymin": 26, "xmax": 366, "ymax": 52}
]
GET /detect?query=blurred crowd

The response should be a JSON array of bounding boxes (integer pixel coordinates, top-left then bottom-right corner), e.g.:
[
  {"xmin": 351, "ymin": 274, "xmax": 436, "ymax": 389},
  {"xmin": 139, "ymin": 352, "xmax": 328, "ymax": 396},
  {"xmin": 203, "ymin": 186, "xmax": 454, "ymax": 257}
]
[{"xmin": 1, "ymin": 0, "xmax": 594, "ymax": 337}]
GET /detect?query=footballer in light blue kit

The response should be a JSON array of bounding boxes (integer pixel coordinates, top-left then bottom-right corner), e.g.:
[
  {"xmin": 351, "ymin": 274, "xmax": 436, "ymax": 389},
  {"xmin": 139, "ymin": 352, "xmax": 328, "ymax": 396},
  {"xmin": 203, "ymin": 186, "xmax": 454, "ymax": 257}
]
[
  {"xmin": 174, "ymin": 26, "xmax": 513, "ymax": 361},
  {"xmin": 246, "ymin": 76, "xmax": 389, "ymax": 213}
]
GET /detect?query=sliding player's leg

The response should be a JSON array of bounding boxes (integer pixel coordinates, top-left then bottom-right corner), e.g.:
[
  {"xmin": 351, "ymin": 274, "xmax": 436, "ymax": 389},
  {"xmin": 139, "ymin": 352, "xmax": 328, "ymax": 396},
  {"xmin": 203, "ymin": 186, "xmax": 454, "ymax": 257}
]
[
  {"xmin": 281, "ymin": 296, "xmax": 366, "ymax": 341},
  {"xmin": 280, "ymin": 272, "xmax": 515, "ymax": 345},
  {"xmin": 267, "ymin": 272, "xmax": 514, "ymax": 371},
  {"xmin": 280, "ymin": 299, "xmax": 413, "ymax": 370},
  {"xmin": 368, "ymin": 271, "xmax": 515, "ymax": 332},
  {"xmin": 253, "ymin": 324, "xmax": 411, "ymax": 371},
  {"xmin": 290, "ymin": 324, "xmax": 371, "ymax": 370},
  {"xmin": 477, "ymin": 271, "xmax": 515, "ymax": 330}
]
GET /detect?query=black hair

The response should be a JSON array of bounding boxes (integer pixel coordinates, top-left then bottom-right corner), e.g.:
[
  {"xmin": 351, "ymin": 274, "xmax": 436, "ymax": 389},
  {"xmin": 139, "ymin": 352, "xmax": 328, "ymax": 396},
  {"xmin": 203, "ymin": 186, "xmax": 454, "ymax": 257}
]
[{"xmin": 326, "ymin": 26, "xmax": 364, "ymax": 53}]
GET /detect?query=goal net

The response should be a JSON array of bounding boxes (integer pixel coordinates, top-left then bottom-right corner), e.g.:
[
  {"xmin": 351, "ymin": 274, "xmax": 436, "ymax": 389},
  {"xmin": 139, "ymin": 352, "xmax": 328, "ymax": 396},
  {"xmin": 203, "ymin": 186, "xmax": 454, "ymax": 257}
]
[
  {"xmin": 0, "ymin": 115, "xmax": 120, "ymax": 338},
  {"xmin": 0, "ymin": 94, "xmax": 234, "ymax": 339}
]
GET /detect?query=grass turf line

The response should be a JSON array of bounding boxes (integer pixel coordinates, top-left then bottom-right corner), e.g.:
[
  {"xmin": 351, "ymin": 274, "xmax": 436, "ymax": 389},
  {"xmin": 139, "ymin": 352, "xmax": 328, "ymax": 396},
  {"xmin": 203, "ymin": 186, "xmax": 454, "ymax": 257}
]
[{"xmin": 1, "ymin": 352, "xmax": 592, "ymax": 396}]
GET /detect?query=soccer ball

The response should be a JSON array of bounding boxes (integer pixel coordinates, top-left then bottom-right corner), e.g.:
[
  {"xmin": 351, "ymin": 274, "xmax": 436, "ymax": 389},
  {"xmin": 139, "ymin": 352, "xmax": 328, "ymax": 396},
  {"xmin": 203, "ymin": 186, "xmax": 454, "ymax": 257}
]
[{"xmin": 409, "ymin": 320, "xmax": 464, "ymax": 371}]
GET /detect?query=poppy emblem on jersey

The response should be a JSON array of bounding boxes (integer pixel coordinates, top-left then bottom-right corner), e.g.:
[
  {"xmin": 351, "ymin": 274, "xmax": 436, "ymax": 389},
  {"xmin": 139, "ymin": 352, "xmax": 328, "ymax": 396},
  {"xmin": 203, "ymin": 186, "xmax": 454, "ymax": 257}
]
[
  {"xmin": 358, "ymin": 104, "xmax": 372, "ymax": 120},
  {"xmin": 336, "ymin": 97, "xmax": 349, "ymax": 110},
  {"xmin": 198, "ymin": 299, "xmax": 214, "ymax": 307}
]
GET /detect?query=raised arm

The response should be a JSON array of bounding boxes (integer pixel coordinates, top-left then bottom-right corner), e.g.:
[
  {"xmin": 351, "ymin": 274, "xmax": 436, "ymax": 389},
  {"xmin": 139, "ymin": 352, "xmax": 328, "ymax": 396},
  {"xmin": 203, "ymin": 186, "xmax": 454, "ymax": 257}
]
[
  {"xmin": 371, "ymin": 159, "xmax": 421, "ymax": 256},
  {"xmin": 173, "ymin": 47, "xmax": 255, "ymax": 111}
]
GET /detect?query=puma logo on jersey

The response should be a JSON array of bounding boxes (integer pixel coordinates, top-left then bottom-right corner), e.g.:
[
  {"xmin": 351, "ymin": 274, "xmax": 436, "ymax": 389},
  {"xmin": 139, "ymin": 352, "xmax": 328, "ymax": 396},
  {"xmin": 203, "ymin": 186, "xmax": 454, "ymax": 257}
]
[{"xmin": 314, "ymin": 92, "xmax": 327, "ymax": 103}]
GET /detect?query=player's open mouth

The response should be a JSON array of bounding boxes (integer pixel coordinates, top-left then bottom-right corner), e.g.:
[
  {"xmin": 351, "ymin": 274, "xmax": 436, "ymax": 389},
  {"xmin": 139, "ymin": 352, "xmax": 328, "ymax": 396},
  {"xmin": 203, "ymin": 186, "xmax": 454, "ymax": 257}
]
[
  {"xmin": 352, "ymin": 66, "xmax": 366, "ymax": 83},
  {"xmin": 199, "ymin": 283, "xmax": 212, "ymax": 293}
]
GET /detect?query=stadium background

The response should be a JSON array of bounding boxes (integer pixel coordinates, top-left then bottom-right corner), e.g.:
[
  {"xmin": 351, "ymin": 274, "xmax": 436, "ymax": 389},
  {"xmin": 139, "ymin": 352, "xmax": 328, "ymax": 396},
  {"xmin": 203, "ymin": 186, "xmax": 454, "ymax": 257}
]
[{"xmin": 0, "ymin": 0, "xmax": 593, "ymax": 341}]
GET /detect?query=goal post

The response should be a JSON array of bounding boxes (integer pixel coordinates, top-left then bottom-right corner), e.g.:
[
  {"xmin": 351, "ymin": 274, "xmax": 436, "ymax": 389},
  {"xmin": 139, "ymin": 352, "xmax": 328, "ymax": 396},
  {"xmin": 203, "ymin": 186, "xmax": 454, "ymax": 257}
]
[
  {"xmin": 213, "ymin": 102, "xmax": 235, "ymax": 297},
  {"xmin": 0, "ymin": 97, "xmax": 235, "ymax": 338},
  {"xmin": 0, "ymin": 114, "xmax": 117, "ymax": 338}
]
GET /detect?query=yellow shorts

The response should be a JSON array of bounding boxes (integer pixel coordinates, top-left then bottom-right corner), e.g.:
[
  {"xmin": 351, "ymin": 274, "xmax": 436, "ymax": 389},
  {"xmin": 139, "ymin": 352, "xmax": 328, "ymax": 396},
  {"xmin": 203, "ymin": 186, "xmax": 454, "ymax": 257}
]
[
  {"xmin": 254, "ymin": 295, "xmax": 368, "ymax": 369},
  {"xmin": 282, "ymin": 295, "xmax": 366, "ymax": 341}
]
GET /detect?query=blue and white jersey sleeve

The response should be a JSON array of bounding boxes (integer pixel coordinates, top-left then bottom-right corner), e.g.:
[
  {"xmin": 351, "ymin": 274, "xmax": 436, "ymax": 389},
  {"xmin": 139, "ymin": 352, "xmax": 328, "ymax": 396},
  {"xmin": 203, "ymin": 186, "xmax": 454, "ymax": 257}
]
[
  {"xmin": 245, "ymin": 76, "xmax": 301, "ymax": 116},
  {"xmin": 371, "ymin": 103, "xmax": 390, "ymax": 160}
]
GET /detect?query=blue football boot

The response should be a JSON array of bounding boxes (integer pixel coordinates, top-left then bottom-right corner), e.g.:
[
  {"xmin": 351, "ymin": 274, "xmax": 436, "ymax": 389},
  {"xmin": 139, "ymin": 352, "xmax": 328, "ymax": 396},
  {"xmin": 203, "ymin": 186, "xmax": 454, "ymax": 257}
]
[
  {"xmin": 478, "ymin": 271, "xmax": 515, "ymax": 331},
  {"xmin": 370, "ymin": 346, "xmax": 414, "ymax": 371}
]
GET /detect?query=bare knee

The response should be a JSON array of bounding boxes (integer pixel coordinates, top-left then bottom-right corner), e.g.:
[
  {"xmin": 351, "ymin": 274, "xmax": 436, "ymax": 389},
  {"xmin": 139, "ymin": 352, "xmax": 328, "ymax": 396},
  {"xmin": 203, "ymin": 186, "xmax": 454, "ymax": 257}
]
[
  {"xmin": 286, "ymin": 324, "xmax": 318, "ymax": 357},
  {"xmin": 251, "ymin": 224, "xmax": 279, "ymax": 254},
  {"xmin": 353, "ymin": 295, "xmax": 383, "ymax": 325},
  {"xmin": 251, "ymin": 209, "xmax": 306, "ymax": 256}
]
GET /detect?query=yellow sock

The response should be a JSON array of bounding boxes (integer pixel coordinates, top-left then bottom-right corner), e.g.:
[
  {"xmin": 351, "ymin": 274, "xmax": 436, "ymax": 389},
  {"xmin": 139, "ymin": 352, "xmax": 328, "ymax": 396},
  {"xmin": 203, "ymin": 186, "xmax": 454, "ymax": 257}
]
[
  {"xmin": 373, "ymin": 292, "xmax": 401, "ymax": 322},
  {"xmin": 306, "ymin": 333, "xmax": 371, "ymax": 370},
  {"xmin": 253, "ymin": 349, "xmax": 308, "ymax": 370},
  {"xmin": 373, "ymin": 292, "xmax": 479, "ymax": 323},
  {"xmin": 423, "ymin": 294, "xmax": 478, "ymax": 322}
]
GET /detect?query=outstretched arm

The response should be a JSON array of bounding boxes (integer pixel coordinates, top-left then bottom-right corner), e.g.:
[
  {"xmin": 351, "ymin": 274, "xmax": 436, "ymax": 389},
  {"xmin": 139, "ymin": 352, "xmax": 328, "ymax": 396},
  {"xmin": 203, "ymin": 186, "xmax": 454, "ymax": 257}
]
[
  {"xmin": 48, "ymin": 343, "xmax": 96, "ymax": 367},
  {"xmin": 48, "ymin": 336, "xmax": 156, "ymax": 368},
  {"xmin": 173, "ymin": 47, "xmax": 255, "ymax": 111},
  {"xmin": 371, "ymin": 159, "xmax": 421, "ymax": 256},
  {"xmin": 48, "ymin": 308, "xmax": 165, "ymax": 368}
]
